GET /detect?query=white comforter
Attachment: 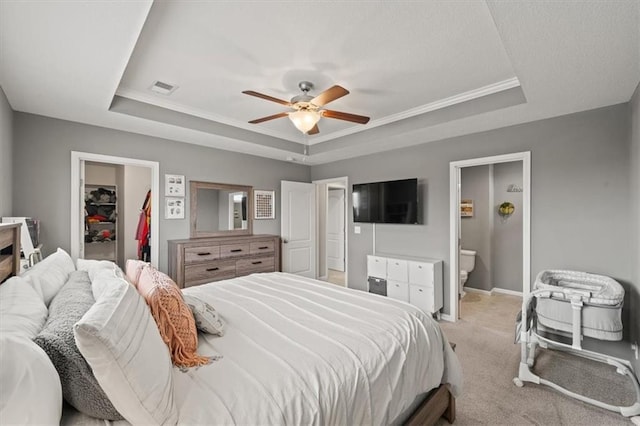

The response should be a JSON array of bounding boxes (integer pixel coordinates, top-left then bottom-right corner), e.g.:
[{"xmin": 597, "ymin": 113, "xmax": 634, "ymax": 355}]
[{"xmin": 176, "ymin": 272, "xmax": 462, "ymax": 425}]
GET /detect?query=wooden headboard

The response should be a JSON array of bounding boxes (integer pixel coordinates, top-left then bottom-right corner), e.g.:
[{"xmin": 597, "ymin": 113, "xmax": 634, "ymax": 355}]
[{"xmin": 0, "ymin": 223, "xmax": 21, "ymax": 283}]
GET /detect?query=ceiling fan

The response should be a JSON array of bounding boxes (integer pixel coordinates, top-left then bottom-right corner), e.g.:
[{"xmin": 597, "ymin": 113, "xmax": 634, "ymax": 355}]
[{"xmin": 242, "ymin": 81, "xmax": 370, "ymax": 135}]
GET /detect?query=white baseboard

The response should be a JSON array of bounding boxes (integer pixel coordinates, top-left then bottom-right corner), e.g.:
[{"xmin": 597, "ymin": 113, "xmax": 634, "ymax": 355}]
[
  {"xmin": 491, "ymin": 287, "xmax": 523, "ymax": 297},
  {"xmin": 463, "ymin": 286, "xmax": 522, "ymax": 297},
  {"xmin": 464, "ymin": 287, "xmax": 492, "ymax": 296},
  {"xmin": 440, "ymin": 313, "xmax": 455, "ymax": 322}
]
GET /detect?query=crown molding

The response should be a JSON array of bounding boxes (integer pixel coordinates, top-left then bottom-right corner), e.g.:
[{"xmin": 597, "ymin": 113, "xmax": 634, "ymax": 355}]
[{"xmin": 307, "ymin": 77, "xmax": 521, "ymax": 145}]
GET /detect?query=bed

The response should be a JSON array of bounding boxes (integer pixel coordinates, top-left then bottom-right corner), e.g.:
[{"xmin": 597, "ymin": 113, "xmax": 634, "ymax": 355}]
[{"xmin": 0, "ymin": 249, "xmax": 462, "ymax": 425}]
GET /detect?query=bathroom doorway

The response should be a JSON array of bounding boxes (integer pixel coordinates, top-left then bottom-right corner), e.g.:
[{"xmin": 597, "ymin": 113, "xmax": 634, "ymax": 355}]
[{"xmin": 448, "ymin": 152, "xmax": 531, "ymax": 322}]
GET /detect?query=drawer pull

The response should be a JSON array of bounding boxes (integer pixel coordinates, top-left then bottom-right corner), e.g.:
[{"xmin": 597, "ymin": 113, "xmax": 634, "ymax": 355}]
[
  {"xmin": 206, "ymin": 267, "xmax": 220, "ymax": 272},
  {"xmin": 251, "ymin": 261, "xmax": 262, "ymax": 265},
  {"xmin": 418, "ymin": 288, "xmax": 423, "ymax": 292},
  {"xmin": 197, "ymin": 252, "xmax": 212, "ymax": 256},
  {"xmin": 258, "ymin": 246, "xmax": 269, "ymax": 250},
  {"xmin": 230, "ymin": 249, "xmax": 243, "ymax": 253}
]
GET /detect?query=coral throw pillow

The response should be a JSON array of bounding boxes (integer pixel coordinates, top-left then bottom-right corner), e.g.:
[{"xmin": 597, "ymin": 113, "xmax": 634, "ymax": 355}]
[{"xmin": 137, "ymin": 265, "xmax": 211, "ymax": 368}]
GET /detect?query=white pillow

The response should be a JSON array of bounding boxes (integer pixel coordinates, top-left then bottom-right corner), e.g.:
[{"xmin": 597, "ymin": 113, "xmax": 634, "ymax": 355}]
[
  {"xmin": 0, "ymin": 335, "xmax": 63, "ymax": 425},
  {"xmin": 76, "ymin": 258, "xmax": 125, "ymax": 282},
  {"xmin": 22, "ymin": 247, "xmax": 75, "ymax": 306},
  {"xmin": 74, "ymin": 276, "xmax": 178, "ymax": 425},
  {"xmin": 183, "ymin": 294, "xmax": 225, "ymax": 336},
  {"xmin": 0, "ymin": 276, "xmax": 48, "ymax": 339},
  {"xmin": 89, "ymin": 266, "xmax": 130, "ymax": 301}
]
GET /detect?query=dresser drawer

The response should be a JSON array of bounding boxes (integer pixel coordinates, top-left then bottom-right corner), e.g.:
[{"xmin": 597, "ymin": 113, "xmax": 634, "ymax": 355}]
[
  {"xmin": 236, "ymin": 256, "xmax": 275, "ymax": 276},
  {"xmin": 250, "ymin": 240, "xmax": 275, "ymax": 254},
  {"xmin": 409, "ymin": 261, "xmax": 434, "ymax": 286},
  {"xmin": 184, "ymin": 259, "xmax": 236, "ymax": 287},
  {"xmin": 367, "ymin": 255, "xmax": 387, "ymax": 278},
  {"xmin": 409, "ymin": 284, "xmax": 435, "ymax": 314},
  {"xmin": 184, "ymin": 246, "xmax": 220, "ymax": 264},
  {"xmin": 220, "ymin": 243, "xmax": 250, "ymax": 258},
  {"xmin": 387, "ymin": 280, "xmax": 409, "ymax": 302},
  {"xmin": 387, "ymin": 259, "xmax": 408, "ymax": 282}
]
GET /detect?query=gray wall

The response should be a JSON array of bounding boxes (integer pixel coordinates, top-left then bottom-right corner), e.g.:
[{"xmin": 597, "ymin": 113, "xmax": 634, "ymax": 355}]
[
  {"xmin": 0, "ymin": 86, "xmax": 13, "ymax": 217},
  {"xmin": 311, "ymin": 104, "xmax": 635, "ymax": 330},
  {"xmin": 630, "ymin": 82, "xmax": 640, "ymax": 371},
  {"xmin": 492, "ymin": 161, "xmax": 523, "ymax": 292},
  {"xmin": 12, "ymin": 112, "xmax": 310, "ymax": 272},
  {"xmin": 461, "ymin": 165, "xmax": 491, "ymax": 291}
]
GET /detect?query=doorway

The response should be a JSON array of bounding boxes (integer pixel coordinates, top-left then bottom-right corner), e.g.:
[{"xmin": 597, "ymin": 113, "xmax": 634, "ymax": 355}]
[
  {"xmin": 70, "ymin": 152, "xmax": 160, "ymax": 267},
  {"xmin": 313, "ymin": 176, "xmax": 348, "ymax": 287},
  {"xmin": 448, "ymin": 152, "xmax": 530, "ymax": 322}
]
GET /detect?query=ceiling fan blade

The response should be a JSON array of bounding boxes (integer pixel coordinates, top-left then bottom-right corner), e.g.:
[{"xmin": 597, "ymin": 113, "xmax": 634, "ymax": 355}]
[
  {"xmin": 242, "ymin": 90, "xmax": 292, "ymax": 106},
  {"xmin": 310, "ymin": 85, "xmax": 349, "ymax": 107},
  {"xmin": 248, "ymin": 112, "xmax": 289, "ymax": 124},
  {"xmin": 307, "ymin": 124, "xmax": 320, "ymax": 135},
  {"xmin": 322, "ymin": 109, "xmax": 370, "ymax": 124}
]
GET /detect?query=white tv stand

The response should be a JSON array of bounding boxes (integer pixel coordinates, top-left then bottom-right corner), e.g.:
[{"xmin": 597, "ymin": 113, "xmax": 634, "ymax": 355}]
[{"xmin": 367, "ymin": 253, "xmax": 443, "ymax": 318}]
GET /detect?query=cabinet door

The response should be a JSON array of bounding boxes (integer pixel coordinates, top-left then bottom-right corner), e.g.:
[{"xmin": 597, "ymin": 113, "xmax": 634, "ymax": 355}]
[
  {"xmin": 387, "ymin": 259, "xmax": 408, "ymax": 282},
  {"xmin": 387, "ymin": 280, "xmax": 409, "ymax": 302},
  {"xmin": 367, "ymin": 255, "xmax": 387, "ymax": 278},
  {"xmin": 409, "ymin": 261, "xmax": 434, "ymax": 286},
  {"xmin": 409, "ymin": 285, "xmax": 435, "ymax": 314}
]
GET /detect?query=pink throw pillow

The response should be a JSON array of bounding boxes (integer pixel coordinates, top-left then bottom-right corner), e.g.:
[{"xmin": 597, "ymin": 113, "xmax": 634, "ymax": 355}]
[{"xmin": 125, "ymin": 259, "xmax": 148, "ymax": 288}]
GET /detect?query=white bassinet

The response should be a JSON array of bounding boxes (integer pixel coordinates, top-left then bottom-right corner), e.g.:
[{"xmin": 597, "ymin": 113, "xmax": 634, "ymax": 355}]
[{"xmin": 514, "ymin": 270, "xmax": 640, "ymax": 418}]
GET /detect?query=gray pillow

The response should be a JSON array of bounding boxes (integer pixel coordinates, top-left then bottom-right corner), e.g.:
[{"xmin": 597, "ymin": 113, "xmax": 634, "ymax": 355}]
[
  {"xmin": 183, "ymin": 294, "xmax": 225, "ymax": 336},
  {"xmin": 33, "ymin": 270, "xmax": 123, "ymax": 421}
]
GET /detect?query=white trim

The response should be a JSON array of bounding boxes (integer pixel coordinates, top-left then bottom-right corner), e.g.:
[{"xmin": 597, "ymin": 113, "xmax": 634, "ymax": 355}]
[
  {"xmin": 463, "ymin": 287, "xmax": 492, "ymax": 296},
  {"xmin": 116, "ymin": 87, "xmax": 302, "ymax": 144},
  {"xmin": 464, "ymin": 287, "xmax": 522, "ymax": 297},
  {"xmin": 310, "ymin": 78, "xmax": 521, "ymax": 144},
  {"xmin": 119, "ymin": 78, "xmax": 521, "ymax": 147},
  {"xmin": 449, "ymin": 151, "xmax": 531, "ymax": 322},
  {"xmin": 491, "ymin": 287, "xmax": 523, "ymax": 297},
  {"xmin": 440, "ymin": 313, "xmax": 454, "ymax": 322},
  {"xmin": 71, "ymin": 151, "xmax": 160, "ymax": 267},
  {"xmin": 312, "ymin": 176, "xmax": 349, "ymax": 288},
  {"xmin": 463, "ymin": 286, "xmax": 523, "ymax": 297}
]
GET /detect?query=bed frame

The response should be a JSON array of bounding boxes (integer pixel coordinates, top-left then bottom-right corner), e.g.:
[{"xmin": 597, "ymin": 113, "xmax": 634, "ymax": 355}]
[
  {"xmin": 404, "ymin": 340, "xmax": 457, "ymax": 425},
  {"xmin": 404, "ymin": 384, "xmax": 455, "ymax": 426}
]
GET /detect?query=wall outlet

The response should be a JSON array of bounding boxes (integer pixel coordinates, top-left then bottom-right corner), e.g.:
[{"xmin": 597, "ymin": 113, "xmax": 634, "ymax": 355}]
[
  {"xmin": 354, "ymin": 226, "xmax": 361, "ymax": 234},
  {"xmin": 632, "ymin": 342, "xmax": 639, "ymax": 360}
]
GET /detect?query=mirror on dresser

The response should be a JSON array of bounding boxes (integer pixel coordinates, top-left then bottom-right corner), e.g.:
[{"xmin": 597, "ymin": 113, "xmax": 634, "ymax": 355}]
[{"xmin": 190, "ymin": 181, "xmax": 253, "ymax": 238}]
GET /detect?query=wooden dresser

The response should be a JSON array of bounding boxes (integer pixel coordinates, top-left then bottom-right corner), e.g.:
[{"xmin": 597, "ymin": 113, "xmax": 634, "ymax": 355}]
[
  {"xmin": 168, "ymin": 234, "xmax": 281, "ymax": 288},
  {"xmin": 0, "ymin": 223, "xmax": 21, "ymax": 284}
]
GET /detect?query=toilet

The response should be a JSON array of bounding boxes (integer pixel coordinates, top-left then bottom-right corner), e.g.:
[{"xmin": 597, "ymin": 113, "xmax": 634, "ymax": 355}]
[{"xmin": 459, "ymin": 249, "xmax": 477, "ymax": 294}]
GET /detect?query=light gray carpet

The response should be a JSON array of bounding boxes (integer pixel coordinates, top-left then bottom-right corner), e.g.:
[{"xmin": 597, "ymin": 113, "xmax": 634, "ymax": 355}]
[{"xmin": 436, "ymin": 293, "xmax": 636, "ymax": 425}]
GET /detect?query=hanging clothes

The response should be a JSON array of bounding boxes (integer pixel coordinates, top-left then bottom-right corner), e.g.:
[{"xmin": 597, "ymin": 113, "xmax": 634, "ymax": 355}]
[{"xmin": 136, "ymin": 190, "xmax": 151, "ymax": 261}]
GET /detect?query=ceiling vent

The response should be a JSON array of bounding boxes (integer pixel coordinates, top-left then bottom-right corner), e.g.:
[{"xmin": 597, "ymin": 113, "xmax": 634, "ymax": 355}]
[{"xmin": 149, "ymin": 80, "xmax": 178, "ymax": 95}]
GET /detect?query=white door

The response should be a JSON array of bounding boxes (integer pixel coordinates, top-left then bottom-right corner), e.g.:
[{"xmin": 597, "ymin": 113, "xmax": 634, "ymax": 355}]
[
  {"xmin": 79, "ymin": 160, "xmax": 86, "ymax": 259},
  {"xmin": 327, "ymin": 189, "xmax": 345, "ymax": 271},
  {"xmin": 281, "ymin": 181, "xmax": 316, "ymax": 278}
]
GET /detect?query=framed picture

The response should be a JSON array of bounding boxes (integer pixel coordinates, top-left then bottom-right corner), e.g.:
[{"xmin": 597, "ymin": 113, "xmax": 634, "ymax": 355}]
[
  {"xmin": 254, "ymin": 190, "xmax": 275, "ymax": 219},
  {"xmin": 165, "ymin": 197, "xmax": 185, "ymax": 219},
  {"xmin": 460, "ymin": 199, "xmax": 474, "ymax": 217},
  {"xmin": 165, "ymin": 174, "xmax": 185, "ymax": 197}
]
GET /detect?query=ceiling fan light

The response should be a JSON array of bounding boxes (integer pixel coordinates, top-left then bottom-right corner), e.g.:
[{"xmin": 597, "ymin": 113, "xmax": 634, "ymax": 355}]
[{"xmin": 289, "ymin": 110, "xmax": 321, "ymax": 134}]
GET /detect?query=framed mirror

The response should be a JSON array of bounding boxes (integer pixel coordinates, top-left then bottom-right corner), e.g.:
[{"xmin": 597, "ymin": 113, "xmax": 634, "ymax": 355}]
[{"xmin": 190, "ymin": 181, "xmax": 253, "ymax": 238}]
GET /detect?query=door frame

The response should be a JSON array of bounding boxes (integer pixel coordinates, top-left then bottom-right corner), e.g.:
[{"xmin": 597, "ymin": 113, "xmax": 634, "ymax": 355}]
[
  {"xmin": 70, "ymin": 151, "xmax": 160, "ymax": 267},
  {"xmin": 312, "ymin": 176, "xmax": 349, "ymax": 287},
  {"xmin": 447, "ymin": 151, "xmax": 530, "ymax": 322}
]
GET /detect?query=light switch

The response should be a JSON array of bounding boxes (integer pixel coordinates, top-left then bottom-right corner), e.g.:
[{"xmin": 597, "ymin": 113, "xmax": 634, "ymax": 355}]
[{"xmin": 354, "ymin": 226, "xmax": 361, "ymax": 234}]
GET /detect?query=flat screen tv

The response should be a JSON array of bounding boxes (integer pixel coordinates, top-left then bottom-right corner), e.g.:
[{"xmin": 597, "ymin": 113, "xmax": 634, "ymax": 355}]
[{"xmin": 352, "ymin": 178, "xmax": 419, "ymax": 224}]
